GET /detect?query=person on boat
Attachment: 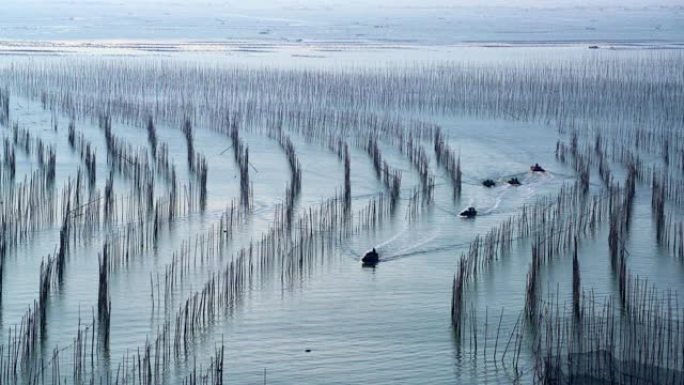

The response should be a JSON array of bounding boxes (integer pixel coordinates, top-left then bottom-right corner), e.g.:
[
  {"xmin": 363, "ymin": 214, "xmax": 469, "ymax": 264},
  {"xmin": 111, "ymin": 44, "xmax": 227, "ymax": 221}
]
[
  {"xmin": 362, "ymin": 248, "xmax": 379, "ymax": 266},
  {"xmin": 460, "ymin": 207, "xmax": 477, "ymax": 218},
  {"xmin": 508, "ymin": 177, "xmax": 521, "ymax": 186},
  {"xmin": 530, "ymin": 163, "xmax": 545, "ymax": 172},
  {"xmin": 482, "ymin": 179, "xmax": 496, "ymax": 188}
]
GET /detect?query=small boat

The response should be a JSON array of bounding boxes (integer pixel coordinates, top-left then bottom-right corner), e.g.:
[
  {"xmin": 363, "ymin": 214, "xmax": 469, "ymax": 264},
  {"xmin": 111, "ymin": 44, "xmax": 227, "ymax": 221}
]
[
  {"xmin": 530, "ymin": 163, "xmax": 545, "ymax": 173},
  {"xmin": 361, "ymin": 248, "xmax": 380, "ymax": 266},
  {"xmin": 459, "ymin": 207, "xmax": 477, "ymax": 218},
  {"xmin": 588, "ymin": 45, "xmax": 599, "ymax": 49},
  {"xmin": 482, "ymin": 179, "xmax": 496, "ymax": 188},
  {"xmin": 507, "ymin": 177, "xmax": 521, "ymax": 186}
]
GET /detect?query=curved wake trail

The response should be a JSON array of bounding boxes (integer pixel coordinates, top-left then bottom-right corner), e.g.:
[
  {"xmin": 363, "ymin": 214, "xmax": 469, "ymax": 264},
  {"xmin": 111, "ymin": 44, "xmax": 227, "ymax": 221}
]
[
  {"xmin": 381, "ymin": 239, "xmax": 471, "ymax": 261},
  {"xmin": 347, "ymin": 170, "xmax": 574, "ymax": 264}
]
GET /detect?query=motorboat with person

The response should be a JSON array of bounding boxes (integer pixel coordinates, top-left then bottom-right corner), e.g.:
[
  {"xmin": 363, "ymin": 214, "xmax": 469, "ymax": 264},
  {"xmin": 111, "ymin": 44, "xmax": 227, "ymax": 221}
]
[
  {"xmin": 482, "ymin": 179, "xmax": 496, "ymax": 188},
  {"xmin": 530, "ymin": 163, "xmax": 546, "ymax": 173},
  {"xmin": 507, "ymin": 177, "xmax": 522, "ymax": 186},
  {"xmin": 459, "ymin": 207, "xmax": 477, "ymax": 218},
  {"xmin": 361, "ymin": 248, "xmax": 380, "ymax": 266}
]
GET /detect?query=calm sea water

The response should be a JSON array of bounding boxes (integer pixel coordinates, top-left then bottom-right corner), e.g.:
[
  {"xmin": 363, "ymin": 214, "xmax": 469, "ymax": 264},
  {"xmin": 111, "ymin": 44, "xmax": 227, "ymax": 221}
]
[{"xmin": 0, "ymin": 47, "xmax": 680, "ymax": 384}]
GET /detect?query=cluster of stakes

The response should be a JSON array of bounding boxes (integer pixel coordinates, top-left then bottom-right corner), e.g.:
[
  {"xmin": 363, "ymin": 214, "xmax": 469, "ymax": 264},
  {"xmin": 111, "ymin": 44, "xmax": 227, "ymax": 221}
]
[{"xmin": 0, "ymin": 51, "xmax": 680, "ymax": 384}]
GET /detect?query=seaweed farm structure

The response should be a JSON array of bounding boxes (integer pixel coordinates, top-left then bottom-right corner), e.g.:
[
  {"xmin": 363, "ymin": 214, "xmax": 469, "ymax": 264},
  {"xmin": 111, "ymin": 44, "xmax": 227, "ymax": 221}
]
[{"xmin": 0, "ymin": 49, "xmax": 681, "ymax": 384}]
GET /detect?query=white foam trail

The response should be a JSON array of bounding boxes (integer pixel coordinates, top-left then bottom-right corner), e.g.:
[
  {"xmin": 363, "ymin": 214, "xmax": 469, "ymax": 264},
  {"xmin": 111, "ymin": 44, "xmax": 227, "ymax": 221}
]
[
  {"xmin": 375, "ymin": 227, "xmax": 408, "ymax": 249},
  {"xmin": 382, "ymin": 233, "xmax": 440, "ymax": 261},
  {"xmin": 484, "ymin": 195, "xmax": 503, "ymax": 214},
  {"xmin": 395, "ymin": 233, "xmax": 438, "ymax": 254}
]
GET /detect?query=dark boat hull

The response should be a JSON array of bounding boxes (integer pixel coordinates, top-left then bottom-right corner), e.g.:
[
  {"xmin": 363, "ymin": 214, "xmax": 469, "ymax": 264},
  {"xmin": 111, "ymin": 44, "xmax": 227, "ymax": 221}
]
[
  {"xmin": 362, "ymin": 252, "xmax": 379, "ymax": 266},
  {"xmin": 460, "ymin": 208, "xmax": 477, "ymax": 218}
]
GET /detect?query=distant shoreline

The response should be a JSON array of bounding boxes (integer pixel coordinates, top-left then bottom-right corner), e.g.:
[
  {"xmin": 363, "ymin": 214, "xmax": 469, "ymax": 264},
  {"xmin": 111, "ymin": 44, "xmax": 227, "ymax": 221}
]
[{"xmin": 0, "ymin": 39, "xmax": 682, "ymax": 57}]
